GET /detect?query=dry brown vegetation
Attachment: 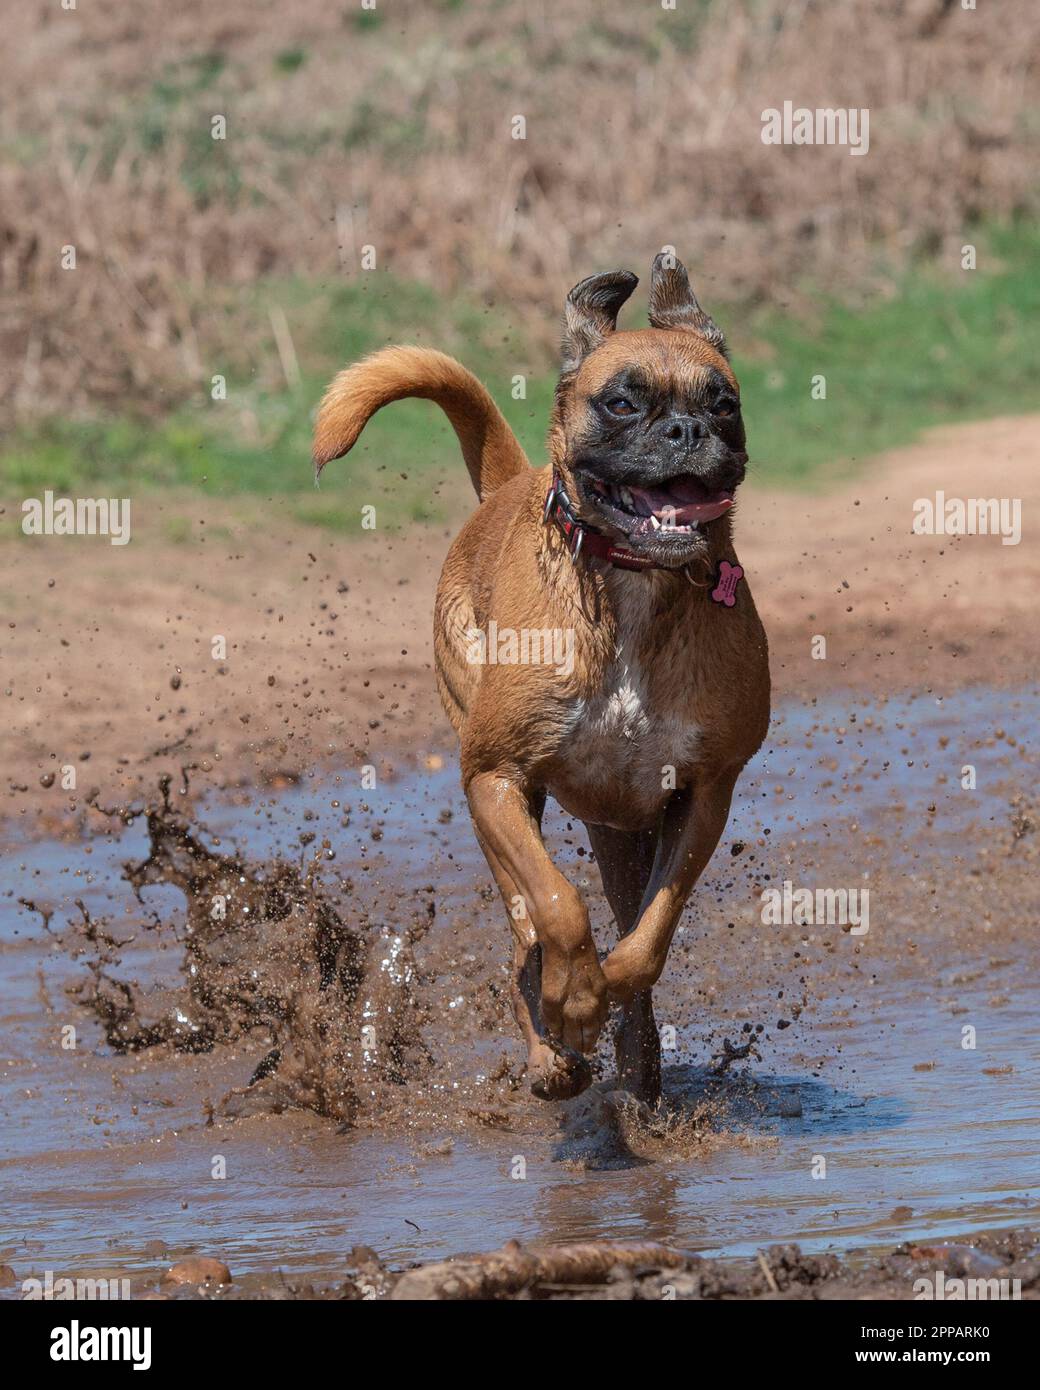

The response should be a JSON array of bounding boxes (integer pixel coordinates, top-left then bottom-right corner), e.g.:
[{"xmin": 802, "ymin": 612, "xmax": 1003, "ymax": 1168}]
[{"xmin": 2, "ymin": 0, "xmax": 1037, "ymax": 423}]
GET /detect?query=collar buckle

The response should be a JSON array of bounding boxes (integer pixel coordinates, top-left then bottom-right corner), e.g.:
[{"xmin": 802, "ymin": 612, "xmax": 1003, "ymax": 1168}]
[
  {"xmin": 542, "ymin": 470, "xmax": 668, "ymax": 575},
  {"xmin": 544, "ymin": 472, "xmax": 585, "ymax": 567}
]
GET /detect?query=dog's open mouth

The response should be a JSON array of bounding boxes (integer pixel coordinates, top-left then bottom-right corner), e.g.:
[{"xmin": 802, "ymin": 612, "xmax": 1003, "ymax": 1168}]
[{"xmin": 582, "ymin": 474, "xmax": 734, "ymax": 538}]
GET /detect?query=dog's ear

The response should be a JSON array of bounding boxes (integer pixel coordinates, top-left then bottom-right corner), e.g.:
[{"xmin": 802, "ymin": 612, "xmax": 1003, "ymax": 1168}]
[
  {"xmin": 561, "ymin": 269, "xmax": 638, "ymax": 373},
  {"xmin": 648, "ymin": 252, "xmax": 727, "ymax": 355}
]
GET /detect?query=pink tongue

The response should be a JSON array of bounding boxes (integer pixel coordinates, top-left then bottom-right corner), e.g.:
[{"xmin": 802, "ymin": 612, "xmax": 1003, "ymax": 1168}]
[{"xmin": 628, "ymin": 482, "xmax": 733, "ymax": 523}]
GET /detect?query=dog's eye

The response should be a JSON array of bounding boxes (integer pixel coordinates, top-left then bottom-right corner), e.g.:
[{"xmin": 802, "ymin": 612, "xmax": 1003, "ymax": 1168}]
[
  {"xmin": 605, "ymin": 397, "xmax": 638, "ymax": 417},
  {"xmin": 714, "ymin": 396, "xmax": 739, "ymax": 418}
]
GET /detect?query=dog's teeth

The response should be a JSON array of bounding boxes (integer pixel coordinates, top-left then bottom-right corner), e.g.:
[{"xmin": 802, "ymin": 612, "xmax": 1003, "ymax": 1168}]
[
  {"xmin": 649, "ymin": 514, "xmax": 661, "ymax": 530},
  {"xmin": 619, "ymin": 487, "xmax": 634, "ymax": 510}
]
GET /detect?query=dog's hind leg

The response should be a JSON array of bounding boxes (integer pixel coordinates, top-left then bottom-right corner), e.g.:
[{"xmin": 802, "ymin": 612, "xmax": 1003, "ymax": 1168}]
[{"xmin": 585, "ymin": 824, "xmax": 661, "ymax": 1104}]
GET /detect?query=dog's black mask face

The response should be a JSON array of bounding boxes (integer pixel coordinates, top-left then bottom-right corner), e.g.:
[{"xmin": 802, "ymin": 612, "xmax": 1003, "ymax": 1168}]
[
  {"xmin": 568, "ymin": 354, "xmax": 746, "ymax": 562},
  {"xmin": 553, "ymin": 259, "xmax": 747, "ymax": 568}
]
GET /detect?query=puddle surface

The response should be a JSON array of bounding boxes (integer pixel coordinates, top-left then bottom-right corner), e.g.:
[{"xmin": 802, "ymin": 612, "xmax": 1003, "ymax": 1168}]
[{"xmin": 1, "ymin": 684, "xmax": 1037, "ymax": 1291}]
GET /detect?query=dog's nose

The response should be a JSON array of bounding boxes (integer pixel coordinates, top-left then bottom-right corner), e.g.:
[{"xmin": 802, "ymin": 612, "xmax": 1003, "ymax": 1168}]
[{"xmin": 659, "ymin": 415, "xmax": 708, "ymax": 449}]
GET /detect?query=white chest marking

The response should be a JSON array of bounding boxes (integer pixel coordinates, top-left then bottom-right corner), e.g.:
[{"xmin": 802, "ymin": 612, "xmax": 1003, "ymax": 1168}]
[
  {"xmin": 551, "ymin": 582, "xmax": 703, "ymax": 821},
  {"xmin": 557, "ymin": 651, "xmax": 703, "ymax": 824},
  {"xmin": 568, "ymin": 661, "xmax": 700, "ymax": 767}
]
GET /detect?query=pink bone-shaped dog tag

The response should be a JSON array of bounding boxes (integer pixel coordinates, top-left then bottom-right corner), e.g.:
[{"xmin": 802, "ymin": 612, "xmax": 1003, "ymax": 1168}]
[{"xmin": 710, "ymin": 560, "xmax": 743, "ymax": 607}]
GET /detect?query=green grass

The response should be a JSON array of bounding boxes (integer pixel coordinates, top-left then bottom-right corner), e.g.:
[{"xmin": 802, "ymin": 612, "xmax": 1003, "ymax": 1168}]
[
  {"xmin": 735, "ymin": 223, "xmax": 1040, "ymax": 485},
  {"xmin": 3, "ymin": 223, "xmax": 1038, "ymax": 533},
  {"xmin": 1, "ymin": 275, "xmax": 554, "ymax": 533}
]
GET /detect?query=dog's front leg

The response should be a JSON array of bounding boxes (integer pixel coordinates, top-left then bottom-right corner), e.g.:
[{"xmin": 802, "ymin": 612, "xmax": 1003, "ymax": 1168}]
[
  {"xmin": 601, "ymin": 769, "xmax": 740, "ymax": 1002},
  {"xmin": 472, "ymin": 816, "xmax": 592, "ymax": 1100},
  {"xmin": 466, "ymin": 772, "xmax": 609, "ymax": 1094}
]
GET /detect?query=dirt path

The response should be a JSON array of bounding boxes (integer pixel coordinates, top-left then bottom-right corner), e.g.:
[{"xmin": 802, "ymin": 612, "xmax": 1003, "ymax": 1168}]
[{"xmin": 2, "ymin": 414, "xmax": 1036, "ymax": 833}]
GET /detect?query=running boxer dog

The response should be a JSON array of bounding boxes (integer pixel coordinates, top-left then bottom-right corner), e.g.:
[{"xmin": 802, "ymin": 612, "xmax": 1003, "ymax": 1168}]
[{"xmin": 313, "ymin": 253, "xmax": 770, "ymax": 1103}]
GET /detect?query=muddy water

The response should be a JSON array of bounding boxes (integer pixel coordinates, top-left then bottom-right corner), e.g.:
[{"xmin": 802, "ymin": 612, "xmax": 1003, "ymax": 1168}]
[{"xmin": 1, "ymin": 686, "xmax": 1037, "ymax": 1294}]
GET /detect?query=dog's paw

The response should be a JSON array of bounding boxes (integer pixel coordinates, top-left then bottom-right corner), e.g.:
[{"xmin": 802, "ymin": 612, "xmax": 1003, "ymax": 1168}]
[
  {"xmin": 601, "ymin": 936, "xmax": 662, "ymax": 1001},
  {"xmin": 540, "ymin": 945, "xmax": 609, "ymax": 1053},
  {"xmin": 529, "ymin": 1044, "xmax": 592, "ymax": 1102}
]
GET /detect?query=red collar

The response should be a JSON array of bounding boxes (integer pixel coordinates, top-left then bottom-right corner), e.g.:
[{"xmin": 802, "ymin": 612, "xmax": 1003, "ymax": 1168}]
[
  {"xmin": 542, "ymin": 471, "xmax": 661, "ymax": 571},
  {"xmin": 542, "ymin": 471, "xmax": 746, "ymax": 604}
]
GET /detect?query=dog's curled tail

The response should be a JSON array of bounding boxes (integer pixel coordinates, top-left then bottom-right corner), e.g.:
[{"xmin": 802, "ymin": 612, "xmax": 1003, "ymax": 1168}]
[{"xmin": 312, "ymin": 346, "xmax": 529, "ymax": 501}]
